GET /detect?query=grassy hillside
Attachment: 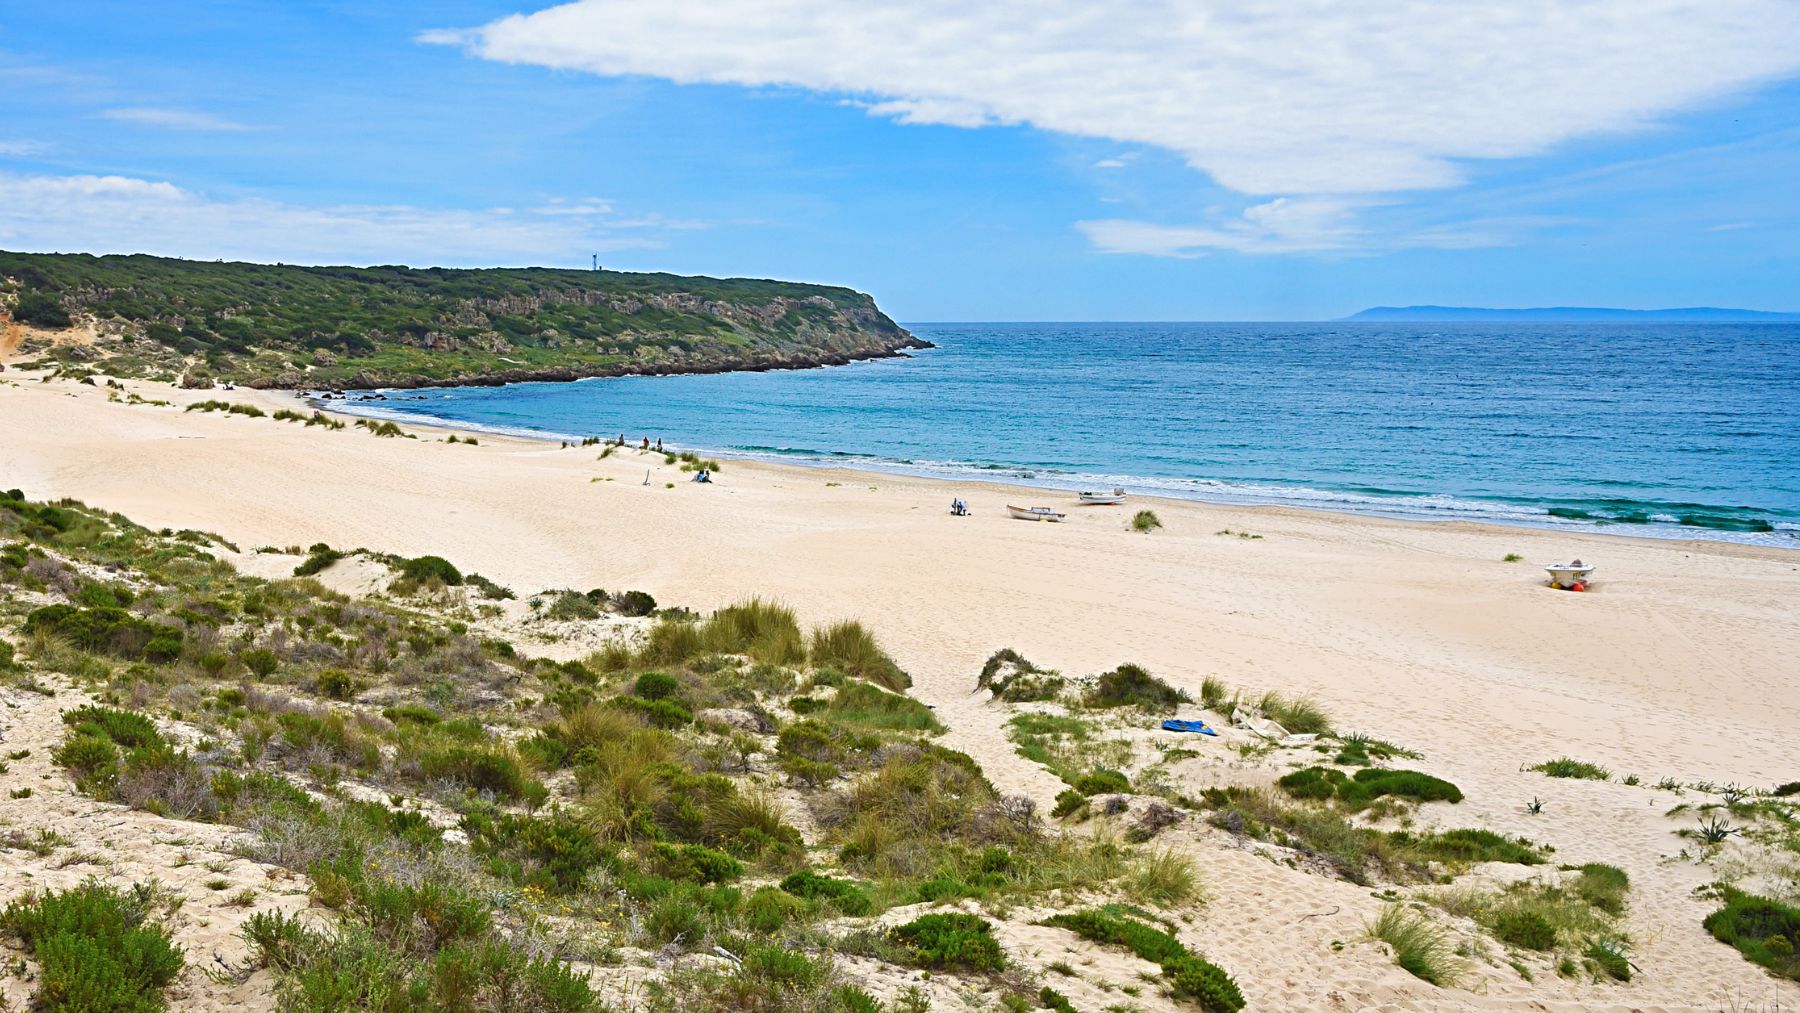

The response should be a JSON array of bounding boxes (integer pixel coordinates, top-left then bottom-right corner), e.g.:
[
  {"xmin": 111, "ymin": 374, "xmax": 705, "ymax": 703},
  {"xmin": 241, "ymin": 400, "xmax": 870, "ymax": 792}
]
[{"xmin": 0, "ymin": 251, "xmax": 925, "ymax": 389}]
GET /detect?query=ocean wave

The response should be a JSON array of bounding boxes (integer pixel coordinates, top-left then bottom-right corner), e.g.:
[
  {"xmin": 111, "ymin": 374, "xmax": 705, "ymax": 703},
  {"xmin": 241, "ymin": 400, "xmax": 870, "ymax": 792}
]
[{"xmin": 319, "ymin": 390, "xmax": 1799, "ymax": 549}]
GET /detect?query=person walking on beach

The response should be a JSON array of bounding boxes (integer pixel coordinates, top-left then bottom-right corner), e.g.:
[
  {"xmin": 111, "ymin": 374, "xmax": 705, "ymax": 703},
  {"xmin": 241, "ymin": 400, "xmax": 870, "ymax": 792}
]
[
  {"xmin": 655, "ymin": 438, "xmax": 663, "ymax": 452},
  {"xmin": 641, "ymin": 436, "xmax": 649, "ymax": 450}
]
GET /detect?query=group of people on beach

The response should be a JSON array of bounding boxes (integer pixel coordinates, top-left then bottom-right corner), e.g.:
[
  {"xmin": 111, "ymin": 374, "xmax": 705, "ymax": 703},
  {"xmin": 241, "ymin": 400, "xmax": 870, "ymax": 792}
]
[{"xmin": 622, "ymin": 434, "xmax": 664, "ymax": 452}]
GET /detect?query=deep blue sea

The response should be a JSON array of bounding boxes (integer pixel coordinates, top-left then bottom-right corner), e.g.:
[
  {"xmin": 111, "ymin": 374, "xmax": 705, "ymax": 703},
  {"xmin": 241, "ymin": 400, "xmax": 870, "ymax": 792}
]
[{"xmin": 332, "ymin": 322, "xmax": 1800, "ymax": 547}]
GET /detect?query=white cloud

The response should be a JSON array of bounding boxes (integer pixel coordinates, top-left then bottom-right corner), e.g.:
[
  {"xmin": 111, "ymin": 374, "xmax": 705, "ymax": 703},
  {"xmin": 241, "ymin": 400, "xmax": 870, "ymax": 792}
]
[
  {"xmin": 1093, "ymin": 159, "xmax": 1127, "ymax": 169},
  {"xmin": 0, "ymin": 172, "xmax": 696, "ymax": 266},
  {"xmin": 426, "ymin": 1, "xmax": 1800, "ymax": 196},
  {"xmin": 98, "ymin": 107, "xmax": 255, "ymax": 132}
]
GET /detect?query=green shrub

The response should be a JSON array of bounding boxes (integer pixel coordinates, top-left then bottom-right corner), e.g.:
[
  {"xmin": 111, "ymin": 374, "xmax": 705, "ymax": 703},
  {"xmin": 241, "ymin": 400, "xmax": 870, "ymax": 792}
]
[
  {"xmin": 976, "ymin": 648, "xmax": 1066, "ymax": 702},
  {"xmin": 241, "ymin": 647, "xmax": 279, "ymax": 676},
  {"xmin": 810, "ymin": 620, "xmax": 910, "ymax": 691},
  {"xmin": 649, "ymin": 842, "xmax": 744, "ymax": 883},
  {"xmin": 1084, "ymin": 663, "xmax": 1187, "ymax": 712},
  {"xmin": 634, "ymin": 672, "xmax": 680, "ymax": 701},
  {"xmin": 462, "ymin": 809, "xmax": 610, "ymax": 894},
  {"xmin": 24, "ymin": 604, "xmax": 181, "ymax": 661},
  {"xmin": 1, "ymin": 880, "xmax": 184, "ymax": 1011},
  {"xmin": 293, "ymin": 545, "xmax": 343, "ymax": 576},
  {"xmin": 1491, "ymin": 908, "xmax": 1558, "ymax": 950},
  {"xmin": 399, "ymin": 554, "xmax": 463, "ymax": 586},
  {"xmin": 1132, "ymin": 509, "xmax": 1162, "ymax": 532},
  {"xmin": 62, "ymin": 706, "xmax": 164, "ymax": 748},
  {"xmin": 1073, "ymin": 768, "xmax": 1132, "ymax": 796},
  {"xmin": 1530, "ymin": 757, "xmax": 1611, "ymax": 781},
  {"xmin": 316, "ymin": 668, "xmax": 357, "ymax": 700},
  {"xmin": 13, "ymin": 291, "xmax": 72, "ymax": 328},
  {"xmin": 416, "ymin": 744, "xmax": 540, "ymax": 801},
  {"xmin": 889, "ymin": 912, "xmax": 1005, "ymax": 971},
  {"xmin": 611, "ymin": 589, "xmax": 657, "ymax": 616},
  {"xmin": 610, "ymin": 694, "xmax": 693, "ymax": 728},
  {"xmin": 1277, "ymin": 766, "xmax": 1462, "ymax": 807},
  {"xmin": 779, "ymin": 871, "xmax": 873, "ymax": 915},
  {"xmin": 1397, "ymin": 828, "xmax": 1544, "ymax": 866},
  {"xmin": 1703, "ymin": 887, "xmax": 1800, "ymax": 981},
  {"xmin": 1043, "ymin": 909, "xmax": 1243, "ymax": 1012}
]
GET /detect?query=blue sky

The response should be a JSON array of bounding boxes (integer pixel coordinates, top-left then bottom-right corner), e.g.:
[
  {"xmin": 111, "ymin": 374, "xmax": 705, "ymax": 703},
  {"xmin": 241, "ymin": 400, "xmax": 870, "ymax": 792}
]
[{"xmin": 2, "ymin": 1, "xmax": 1798, "ymax": 320}]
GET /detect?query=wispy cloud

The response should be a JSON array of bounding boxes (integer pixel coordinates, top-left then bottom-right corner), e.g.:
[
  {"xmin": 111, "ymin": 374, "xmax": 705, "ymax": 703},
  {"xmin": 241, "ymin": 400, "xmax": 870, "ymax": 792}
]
[
  {"xmin": 98, "ymin": 107, "xmax": 255, "ymax": 132},
  {"xmin": 1079, "ymin": 202, "xmax": 1579, "ymax": 257},
  {"xmin": 427, "ymin": 1, "xmax": 1800, "ymax": 197},
  {"xmin": 0, "ymin": 140, "xmax": 51, "ymax": 157},
  {"xmin": 0, "ymin": 171, "xmax": 699, "ymax": 266},
  {"xmin": 1079, "ymin": 198, "xmax": 1370, "ymax": 257}
]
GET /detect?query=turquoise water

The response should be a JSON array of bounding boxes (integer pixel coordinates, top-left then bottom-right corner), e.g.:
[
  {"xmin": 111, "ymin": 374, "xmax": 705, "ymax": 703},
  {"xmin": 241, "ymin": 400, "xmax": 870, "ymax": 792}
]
[{"xmin": 332, "ymin": 322, "xmax": 1800, "ymax": 546}]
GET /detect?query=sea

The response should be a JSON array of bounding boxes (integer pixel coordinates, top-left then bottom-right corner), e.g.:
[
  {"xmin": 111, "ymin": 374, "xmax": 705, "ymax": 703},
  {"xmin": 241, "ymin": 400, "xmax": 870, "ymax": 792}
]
[{"xmin": 329, "ymin": 322, "xmax": 1800, "ymax": 547}]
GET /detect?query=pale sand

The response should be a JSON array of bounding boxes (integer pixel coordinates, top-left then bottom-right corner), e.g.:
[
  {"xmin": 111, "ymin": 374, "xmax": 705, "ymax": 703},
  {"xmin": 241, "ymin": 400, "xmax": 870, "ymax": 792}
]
[{"xmin": 4, "ymin": 369, "xmax": 1799, "ymax": 1009}]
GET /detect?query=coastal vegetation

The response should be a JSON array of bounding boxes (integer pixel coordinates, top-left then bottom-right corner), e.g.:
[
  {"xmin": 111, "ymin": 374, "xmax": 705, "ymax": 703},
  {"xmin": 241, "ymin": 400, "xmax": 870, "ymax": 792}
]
[
  {"xmin": 0, "ymin": 250, "xmax": 924, "ymax": 389},
  {"xmin": 0, "ymin": 491, "xmax": 1240, "ymax": 1009},
  {"xmin": 1, "ymin": 480, "xmax": 1789, "ymax": 1005}
]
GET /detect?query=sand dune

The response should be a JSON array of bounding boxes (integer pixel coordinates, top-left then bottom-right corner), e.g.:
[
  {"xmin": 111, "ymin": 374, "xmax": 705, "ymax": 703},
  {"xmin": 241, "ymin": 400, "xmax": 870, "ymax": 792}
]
[{"xmin": 4, "ymin": 369, "xmax": 1798, "ymax": 1009}]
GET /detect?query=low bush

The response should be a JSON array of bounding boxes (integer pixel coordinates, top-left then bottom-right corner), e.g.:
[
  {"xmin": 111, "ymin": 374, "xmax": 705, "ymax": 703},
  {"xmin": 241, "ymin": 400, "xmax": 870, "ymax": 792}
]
[
  {"xmin": 24, "ymin": 604, "xmax": 182, "ymax": 661},
  {"xmin": 976, "ymin": 648, "xmax": 1066, "ymax": 702},
  {"xmin": 1084, "ymin": 663, "xmax": 1188, "ymax": 712},
  {"xmin": 779, "ymin": 871, "xmax": 873, "ymax": 915},
  {"xmin": 648, "ymin": 842, "xmax": 744, "ymax": 883},
  {"xmin": 1396, "ymin": 828, "xmax": 1544, "ymax": 866},
  {"xmin": 1, "ymin": 879, "xmax": 184, "ymax": 1011},
  {"xmin": 398, "ymin": 554, "xmax": 463, "ymax": 587},
  {"xmin": 416, "ymin": 743, "xmax": 541, "ymax": 802},
  {"xmin": 1132, "ymin": 509, "xmax": 1162, "ymax": 532},
  {"xmin": 1043, "ymin": 909, "xmax": 1243, "ymax": 1012},
  {"xmin": 293, "ymin": 545, "xmax": 343, "ymax": 577},
  {"xmin": 1491, "ymin": 908, "xmax": 1558, "ymax": 950},
  {"xmin": 462, "ymin": 809, "xmax": 611, "ymax": 894},
  {"xmin": 1073, "ymin": 768, "xmax": 1132, "ymax": 796},
  {"xmin": 1530, "ymin": 757, "xmax": 1611, "ymax": 781},
  {"xmin": 888, "ymin": 912, "xmax": 1005, "ymax": 971},
  {"xmin": 1702, "ymin": 887, "xmax": 1800, "ymax": 981},
  {"xmin": 1277, "ymin": 766, "xmax": 1462, "ymax": 806}
]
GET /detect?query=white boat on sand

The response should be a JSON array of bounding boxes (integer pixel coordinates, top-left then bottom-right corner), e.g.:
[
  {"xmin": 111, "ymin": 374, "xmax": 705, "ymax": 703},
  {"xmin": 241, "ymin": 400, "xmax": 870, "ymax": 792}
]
[
  {"xmin": 1008, "ymin": 504, "xmax": 1067, "ymax": 522},
  {"xmin": 1078, "ymin": 487, "xmax": 1128, "ymax": 505},
  {"xmin": 1544, "ymin": 559, "xmax": 1595, "ymax": 590}
]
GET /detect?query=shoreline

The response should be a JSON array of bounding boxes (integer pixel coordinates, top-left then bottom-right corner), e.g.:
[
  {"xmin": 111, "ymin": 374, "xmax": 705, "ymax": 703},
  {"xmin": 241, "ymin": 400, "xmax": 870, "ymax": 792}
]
[
  {"xmin": 7, "ymin": 368, "xmax": 1800, "ymax": 1008},
  {"xmin": 306, "ymin": 385, "xmax": 1800, "ymax": 553}
]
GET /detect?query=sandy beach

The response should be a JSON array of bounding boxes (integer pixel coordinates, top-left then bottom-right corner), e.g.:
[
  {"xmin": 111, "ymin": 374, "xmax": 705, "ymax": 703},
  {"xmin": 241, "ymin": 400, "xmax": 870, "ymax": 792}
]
[{"xmin": 5, "ymin": 367, "xmax": 1799, "ymax": 1010}]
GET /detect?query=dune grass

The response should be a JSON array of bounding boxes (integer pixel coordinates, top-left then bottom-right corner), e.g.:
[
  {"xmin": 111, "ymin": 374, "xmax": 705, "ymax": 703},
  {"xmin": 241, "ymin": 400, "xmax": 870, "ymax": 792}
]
[
  {"xmin": 1368, "ymin": 905, "xmax": 1462, "ymax": 986},
  {"xmin": 810, "ymin": 620, "xmax": 910, "ymax": 691},
  {"xmin": 1530, "ymin": 757, "xmax": 1612, "ymax": 781}
]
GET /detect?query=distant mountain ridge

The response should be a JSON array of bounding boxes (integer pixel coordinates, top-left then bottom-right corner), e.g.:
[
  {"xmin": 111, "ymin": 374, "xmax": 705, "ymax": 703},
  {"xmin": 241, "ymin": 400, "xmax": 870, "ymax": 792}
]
[{"xmin": 1346, "ymin": 305, "xmax": 1800, "ymax": 322}]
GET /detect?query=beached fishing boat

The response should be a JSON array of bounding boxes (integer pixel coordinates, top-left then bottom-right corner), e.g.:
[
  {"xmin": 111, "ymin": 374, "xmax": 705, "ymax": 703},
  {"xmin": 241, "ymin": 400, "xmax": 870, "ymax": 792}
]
[
  {"xmin": 1078, "ymin": 487, "xmax": 1128, "ymax": 505},
  {"xmin": 1544, "ymin": 559, "xmax": 1595, "ymax": 590},
  {"xmin": 1008, "ymin": 504, "xmax": 1066, "ymax": 522}
]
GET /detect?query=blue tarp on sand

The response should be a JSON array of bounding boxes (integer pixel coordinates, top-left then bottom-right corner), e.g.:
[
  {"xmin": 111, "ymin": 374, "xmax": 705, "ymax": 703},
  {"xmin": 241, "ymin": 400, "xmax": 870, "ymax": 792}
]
[{"xmin": 1160, "ymin": 719, "xmax": 1217, "ymax": 736}]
